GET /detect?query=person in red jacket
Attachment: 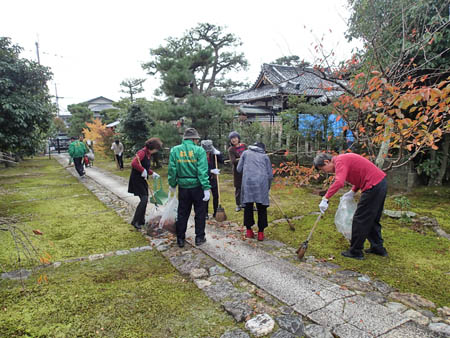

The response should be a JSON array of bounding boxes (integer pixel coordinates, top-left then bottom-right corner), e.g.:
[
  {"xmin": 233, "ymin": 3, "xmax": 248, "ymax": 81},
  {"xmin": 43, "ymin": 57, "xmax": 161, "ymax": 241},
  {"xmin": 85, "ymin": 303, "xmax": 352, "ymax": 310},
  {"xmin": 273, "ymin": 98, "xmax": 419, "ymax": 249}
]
[
  {"xmin": 314, "ymin": 153, "xmax": 388, "ymax": 260},
  {"xmin": 128, "ymin": 138, "xmax": 162, "ymax": 230}
]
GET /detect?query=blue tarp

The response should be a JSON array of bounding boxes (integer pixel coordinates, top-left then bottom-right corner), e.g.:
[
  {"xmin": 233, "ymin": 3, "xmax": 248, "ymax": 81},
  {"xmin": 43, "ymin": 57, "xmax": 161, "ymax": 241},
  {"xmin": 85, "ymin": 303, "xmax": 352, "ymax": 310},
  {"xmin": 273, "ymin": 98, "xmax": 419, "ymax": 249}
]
[{"xmin": 297, "ymin": 114, "xmax": 354, "ymax": 141}]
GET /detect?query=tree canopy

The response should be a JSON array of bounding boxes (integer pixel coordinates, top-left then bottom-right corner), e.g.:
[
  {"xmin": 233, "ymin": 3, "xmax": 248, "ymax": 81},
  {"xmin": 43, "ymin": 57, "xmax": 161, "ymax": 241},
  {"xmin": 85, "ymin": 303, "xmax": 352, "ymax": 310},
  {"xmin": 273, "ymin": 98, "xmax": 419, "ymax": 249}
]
[
  {"xmin": 143, "ymin": 23, "xmax": 248, "ymax": 98},
  {"xmin": 120, "ymin": 78, "xmax": 146, "ymax": 102},
  {"xmin": 67, "ymin": 103, "xmax": 93, "ymax": 137},
  {"xmin": 0, "ymin": 37, "xmax": 54, "ymax": 155}
]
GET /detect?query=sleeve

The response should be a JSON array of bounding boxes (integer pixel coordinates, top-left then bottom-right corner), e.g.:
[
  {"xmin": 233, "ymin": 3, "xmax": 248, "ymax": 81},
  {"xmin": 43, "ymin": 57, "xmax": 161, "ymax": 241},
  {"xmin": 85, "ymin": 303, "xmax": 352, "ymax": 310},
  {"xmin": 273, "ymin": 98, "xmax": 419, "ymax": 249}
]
[
  {"xmin": 266, "ymin": 156, "xmax": 273, "ymax": 187},
  {"xmin": 167, "ymin": 148, "xmax": 178, "ymax": 188},
  {"xmin": 215, "ymin": 153, "xmax": 225, "ymax": 166},
  {"xmin": 68, "ymin": 143, "xmax": 74, "ymax": 158},
  {"xmin": 324, "ymin": 161, "xmax": 348, "ymax": 199},
  {"xmin": 131, "ymin": 150, "xmax": 146, "ymax": 172},
  {"xmin": 197, "ymin": 148, "xmax": 211, "ymax": 190},
  {"xmin": 236, "ymin": 151, "xmax": 245, "ymax": 173},
  {"xmin": 119, "ymin": 143, "xmax": 124, "ymax": 153},
  {"xmin": 111, "ymin": 143, "xmax": 114, "ymax": 151}
]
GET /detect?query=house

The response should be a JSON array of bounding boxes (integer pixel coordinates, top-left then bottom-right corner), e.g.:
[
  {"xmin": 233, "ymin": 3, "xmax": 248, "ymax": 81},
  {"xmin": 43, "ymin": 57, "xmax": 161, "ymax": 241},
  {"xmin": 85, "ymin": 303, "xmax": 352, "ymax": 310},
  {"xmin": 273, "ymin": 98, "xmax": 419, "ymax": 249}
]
[
  {"xmin": 83, "ymin": 96, "xmax": 118, "ymax": 118},
  {"xmin": 224, "ymin": 63, "xmax": 344, "ymax": 126}
]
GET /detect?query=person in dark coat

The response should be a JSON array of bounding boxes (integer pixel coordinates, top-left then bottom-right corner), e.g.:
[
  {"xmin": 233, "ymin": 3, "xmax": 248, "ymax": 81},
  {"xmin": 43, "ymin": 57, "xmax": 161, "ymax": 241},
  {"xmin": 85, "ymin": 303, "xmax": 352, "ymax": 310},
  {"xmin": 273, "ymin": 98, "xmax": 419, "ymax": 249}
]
[
  {"xmin": 227, "ymin": 131, "xmax": 247, "ymax": 212},
  {"xmin": 128, "ymin": 138, "xmax": 162, "ymax": 230},
  {"xmin": 201, "ymin": 140, "xmax": 224, "ymax": 219},
  {"xmin": 237, "ymin": 142, "xmax": 273, "ymax": 241}
]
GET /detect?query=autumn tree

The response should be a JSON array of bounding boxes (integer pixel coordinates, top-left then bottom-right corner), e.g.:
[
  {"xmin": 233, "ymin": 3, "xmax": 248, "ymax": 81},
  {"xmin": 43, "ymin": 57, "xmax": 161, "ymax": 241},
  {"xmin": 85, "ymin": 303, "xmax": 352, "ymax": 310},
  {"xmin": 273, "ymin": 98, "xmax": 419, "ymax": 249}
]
[{"xmin": 82, "ymin": 118, "xmax": 114, "ymax": 157}]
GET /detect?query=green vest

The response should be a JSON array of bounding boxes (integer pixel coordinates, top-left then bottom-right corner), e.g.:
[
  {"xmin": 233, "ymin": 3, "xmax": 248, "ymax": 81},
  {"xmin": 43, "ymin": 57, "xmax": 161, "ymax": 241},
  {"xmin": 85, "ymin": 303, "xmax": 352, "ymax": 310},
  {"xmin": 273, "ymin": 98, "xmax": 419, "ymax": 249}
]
[
  {"xmin": 68, "ymin": 140, "xmax": 87, "ymax": 158},
  {"xmin": 168, "ymin": 139, "xmax": 211, "ymax": 190}
]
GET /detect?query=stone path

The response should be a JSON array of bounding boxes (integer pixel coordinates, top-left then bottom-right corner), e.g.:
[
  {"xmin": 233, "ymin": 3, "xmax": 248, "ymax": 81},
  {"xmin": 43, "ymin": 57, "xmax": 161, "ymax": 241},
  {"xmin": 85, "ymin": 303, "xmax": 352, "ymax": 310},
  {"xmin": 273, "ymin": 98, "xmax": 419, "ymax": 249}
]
[{"xmin": 42, "ymin": 155, "xmax": 449, "ymax": 337}]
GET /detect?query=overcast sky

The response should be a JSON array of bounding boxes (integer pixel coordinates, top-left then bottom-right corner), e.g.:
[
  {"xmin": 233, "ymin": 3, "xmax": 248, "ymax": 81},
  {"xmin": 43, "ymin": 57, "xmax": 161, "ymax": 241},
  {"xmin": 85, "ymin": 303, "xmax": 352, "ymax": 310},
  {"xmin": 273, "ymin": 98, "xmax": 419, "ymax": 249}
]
[{"xmin": 2, "ymin": 0, "xmax": 360, "ymax": 113}]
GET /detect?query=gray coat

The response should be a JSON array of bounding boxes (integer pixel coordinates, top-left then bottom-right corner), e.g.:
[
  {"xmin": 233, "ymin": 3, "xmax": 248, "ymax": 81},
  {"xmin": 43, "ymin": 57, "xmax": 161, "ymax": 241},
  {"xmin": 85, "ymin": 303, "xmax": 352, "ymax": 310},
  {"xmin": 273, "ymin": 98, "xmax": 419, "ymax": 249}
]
[{"xmin": 236, "ymin": 146, "xmax": 273, "ymax": 206}]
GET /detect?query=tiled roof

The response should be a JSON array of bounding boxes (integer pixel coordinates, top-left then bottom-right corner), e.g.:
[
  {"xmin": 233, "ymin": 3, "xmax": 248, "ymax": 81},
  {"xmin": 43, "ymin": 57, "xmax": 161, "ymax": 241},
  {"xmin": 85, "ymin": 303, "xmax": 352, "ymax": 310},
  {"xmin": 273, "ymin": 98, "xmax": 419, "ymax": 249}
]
[{"xmin": 225, "ymin": 63, "xmax": 343, "ymax": 103}]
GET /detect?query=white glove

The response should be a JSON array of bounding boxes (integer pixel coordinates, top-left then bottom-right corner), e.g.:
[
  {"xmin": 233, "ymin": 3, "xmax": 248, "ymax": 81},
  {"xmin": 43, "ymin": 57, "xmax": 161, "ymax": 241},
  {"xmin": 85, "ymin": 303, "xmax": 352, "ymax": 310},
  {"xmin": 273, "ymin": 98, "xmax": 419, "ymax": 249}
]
[
  {"xmin": 152, "ymin": 172, "xmax": 160, "ymax": 179},
  {"xmin": 212, "ymin": 147, "xmax": 220, "ymax": 155},
  {"xmin": 202, "ymin": 190, "xmax": 210, "ymax": 202},
  {"xmin": 342, "ymin": 190, "xmax": 355, "ymax": 200},
  {"xmin": 118, "ymin": 152, "xmax": 122, "ymax": 157},
  {"xmin": 141, "ymin": 169, "xmax": 148, "ymax": 179},
  {"xmin": 169, "ymin": 186, "xmax": 177, "ymax": 194},
  {"xmin": 319, "ymin": 198, "xmax": 328, "ymax": 214},
  {"xmin": 210, "ymin": 168, "xmax": 220, "ymax": 175}
]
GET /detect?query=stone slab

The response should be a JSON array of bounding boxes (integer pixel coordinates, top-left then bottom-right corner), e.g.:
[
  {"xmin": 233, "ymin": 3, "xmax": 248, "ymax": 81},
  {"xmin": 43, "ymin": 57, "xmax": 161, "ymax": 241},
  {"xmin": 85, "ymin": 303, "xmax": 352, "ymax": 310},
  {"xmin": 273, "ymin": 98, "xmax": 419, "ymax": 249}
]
[{"xmin": 379, "ymin": 320, "xmax": 445, "ymax": 338}]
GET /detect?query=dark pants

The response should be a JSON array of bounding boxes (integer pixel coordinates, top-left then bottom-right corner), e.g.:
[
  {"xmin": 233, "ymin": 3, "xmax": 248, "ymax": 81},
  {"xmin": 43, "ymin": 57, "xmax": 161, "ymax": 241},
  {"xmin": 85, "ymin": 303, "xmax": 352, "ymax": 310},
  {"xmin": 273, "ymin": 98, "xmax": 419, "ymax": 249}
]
[
  {"xmin": 235, "ymin": 187, "xmax": 242, "ymax": 207},
  {"xmin": 350, "ymin": 178, "xmax": 387, "ymax": 254},
  {"xmin": 176, "ymin": 186, "xmax": 206, "ymax": 240},
  {"xmin": 115, "ymin": 154, "xmax": 123, "ymax": 169},
  {"xmin": 73, "ymin": 157, "xmax": 85, "ymax": 177},
  {"xmin": 206, "ymin": 184, "xmax": 219, "ymax": 217},
  {"xmin": 131, "ymin": 195, "xmax": 148, "ymax": 226},
  {"xmin": 244, "ymin": 203, "xmax": 268, "ymax": 232}
]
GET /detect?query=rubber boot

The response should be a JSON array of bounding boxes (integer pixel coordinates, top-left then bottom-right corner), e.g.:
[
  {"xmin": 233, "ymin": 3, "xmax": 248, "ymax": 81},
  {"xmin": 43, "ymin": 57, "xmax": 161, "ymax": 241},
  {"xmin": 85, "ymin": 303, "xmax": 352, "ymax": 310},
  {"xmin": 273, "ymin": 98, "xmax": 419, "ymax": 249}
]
[
  {"xmin": 245, "ymin": 229, "xmax": 255, "ymax": 239},
  {"xmin": 257, "ymin": 232, "xmax": 264, "ymax": 241}
]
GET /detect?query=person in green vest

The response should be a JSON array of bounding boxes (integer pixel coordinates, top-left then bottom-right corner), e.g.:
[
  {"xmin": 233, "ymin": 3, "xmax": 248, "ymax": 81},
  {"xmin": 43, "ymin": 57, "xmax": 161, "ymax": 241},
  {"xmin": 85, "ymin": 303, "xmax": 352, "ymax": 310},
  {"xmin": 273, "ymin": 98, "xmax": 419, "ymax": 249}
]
[
  {"xmin": 168, "ymin": 128, "xmax": 211, "ymax": 248},
  {"xmin": 68, "ymin": 135, "xmax": 88, "ymax": 178}
]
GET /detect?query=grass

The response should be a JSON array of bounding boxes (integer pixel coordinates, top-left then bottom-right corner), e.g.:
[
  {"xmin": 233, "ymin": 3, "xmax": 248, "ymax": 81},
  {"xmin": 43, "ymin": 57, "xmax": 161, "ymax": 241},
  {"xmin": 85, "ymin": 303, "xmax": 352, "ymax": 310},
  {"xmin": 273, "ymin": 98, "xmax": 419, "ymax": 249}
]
[
  {"xmin": 0, "ymin": 157, "xmax": 236, "ymax": 337},
  {"xmin": 96, "ymin": 156, "xmax": 450, "ymax": 308}
]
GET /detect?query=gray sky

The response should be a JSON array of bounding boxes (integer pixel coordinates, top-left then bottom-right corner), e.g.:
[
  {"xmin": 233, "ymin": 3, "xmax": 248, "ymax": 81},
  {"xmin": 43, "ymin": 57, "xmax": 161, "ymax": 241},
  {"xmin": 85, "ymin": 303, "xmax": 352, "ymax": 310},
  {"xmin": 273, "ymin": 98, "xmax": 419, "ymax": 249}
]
[{"xmin": 2, "ymin": 0, "xmax": 360, "ymax": 113}]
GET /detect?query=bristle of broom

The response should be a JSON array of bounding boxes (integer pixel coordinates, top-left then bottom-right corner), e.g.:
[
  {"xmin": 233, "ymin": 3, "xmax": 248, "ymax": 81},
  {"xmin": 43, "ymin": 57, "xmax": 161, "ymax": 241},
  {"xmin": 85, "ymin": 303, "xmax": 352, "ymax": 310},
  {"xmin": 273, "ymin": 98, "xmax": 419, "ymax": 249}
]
[
  {"xmin": 297, "ymin": 246, "xmax": 307, "ymax": 260},
  {"xmin": 215, "ymin": 205, "xmax": 227, "ymax": 222}
]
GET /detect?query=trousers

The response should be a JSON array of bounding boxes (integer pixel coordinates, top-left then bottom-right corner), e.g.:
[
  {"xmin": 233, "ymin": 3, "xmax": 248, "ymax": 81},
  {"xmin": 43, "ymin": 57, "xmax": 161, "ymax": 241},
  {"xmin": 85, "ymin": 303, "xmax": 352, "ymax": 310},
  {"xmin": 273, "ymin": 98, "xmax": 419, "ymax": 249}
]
[
  {"xmin": 350, "ymin": 178, "xmax": 387, "ymax": 253},
  {"xmin": 176, "ymin": 186, "xmax": 206, "ymax": 240},
  {"xmin": 244, "ymin": 203, "xmax": 268, "ymax": 232},
  {"xmin": 131, "ymin": 194, "xmax": 148, "ymax": 226}
]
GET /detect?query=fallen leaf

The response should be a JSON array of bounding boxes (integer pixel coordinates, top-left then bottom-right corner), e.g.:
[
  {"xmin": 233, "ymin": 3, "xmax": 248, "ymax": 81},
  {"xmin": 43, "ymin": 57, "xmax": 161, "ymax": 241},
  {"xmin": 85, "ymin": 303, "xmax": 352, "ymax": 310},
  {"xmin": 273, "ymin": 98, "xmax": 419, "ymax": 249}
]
[{"xmin": 33, "ymin": 229, "xmax": 43, "ymax": 235}]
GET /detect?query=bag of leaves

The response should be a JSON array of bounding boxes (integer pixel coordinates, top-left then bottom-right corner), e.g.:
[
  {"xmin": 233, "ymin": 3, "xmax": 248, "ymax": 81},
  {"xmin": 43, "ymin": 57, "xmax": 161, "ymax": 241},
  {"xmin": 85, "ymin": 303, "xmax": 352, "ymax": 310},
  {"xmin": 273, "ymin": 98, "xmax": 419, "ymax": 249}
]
[
  {"xmin": 334, "ymin": 196, "xmax": 357, "ymax": 240},
  {"xmin": 158, "ymin": 193, "xmax": 178, "ymax": 234}
]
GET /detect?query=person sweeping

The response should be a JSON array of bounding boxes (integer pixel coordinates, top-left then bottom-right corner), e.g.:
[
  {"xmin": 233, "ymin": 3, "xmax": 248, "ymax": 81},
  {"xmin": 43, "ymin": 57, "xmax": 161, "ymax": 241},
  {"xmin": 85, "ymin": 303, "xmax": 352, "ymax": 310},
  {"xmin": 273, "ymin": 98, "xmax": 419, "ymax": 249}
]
[
  {"xmin": 237, "ymin": 142, "xmax": 273, "ymax": 241},
  {"xmin": 201, "ymin": 140, "xmax": 224, "ymax": 219},
  {"xmin": 314, "ymin": 152, "xmax": 388, "ymax": 260}
]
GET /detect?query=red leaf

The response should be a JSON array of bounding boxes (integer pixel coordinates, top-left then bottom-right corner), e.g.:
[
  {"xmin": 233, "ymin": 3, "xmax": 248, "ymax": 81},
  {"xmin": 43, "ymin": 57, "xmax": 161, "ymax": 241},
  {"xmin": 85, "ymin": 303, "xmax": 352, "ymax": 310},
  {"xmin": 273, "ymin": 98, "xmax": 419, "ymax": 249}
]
[{"xmin": 33, "ymin": 229, "xmax": 43, "ymax": 235}]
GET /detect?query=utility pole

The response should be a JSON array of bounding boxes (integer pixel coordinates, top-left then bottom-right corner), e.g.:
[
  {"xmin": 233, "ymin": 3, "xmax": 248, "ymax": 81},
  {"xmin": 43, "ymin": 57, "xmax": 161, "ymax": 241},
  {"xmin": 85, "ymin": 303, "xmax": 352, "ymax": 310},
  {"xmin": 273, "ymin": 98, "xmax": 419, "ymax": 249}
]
[{"xmin": 35, "ymin": 41, "xmax": 40, "ymax": 64}]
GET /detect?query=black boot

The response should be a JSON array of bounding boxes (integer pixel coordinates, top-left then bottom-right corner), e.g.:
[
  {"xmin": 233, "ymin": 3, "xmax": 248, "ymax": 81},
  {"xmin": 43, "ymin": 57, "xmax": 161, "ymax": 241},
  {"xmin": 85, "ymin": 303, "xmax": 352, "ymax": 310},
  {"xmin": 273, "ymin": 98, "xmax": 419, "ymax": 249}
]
[
  {"xmin": 177, "ymin": 238, "xmax": 185, "ymax": 248},
  {"xmin": 341, "ymin": 250, "xmax": 364, "ymax": 260},
  {"xmin": 195, "ymin": 236, "xmax": 206, "ymax": 246},
  {"xmin": 365, "ymin": 247, "xmax": 388, "ymax": 257}
]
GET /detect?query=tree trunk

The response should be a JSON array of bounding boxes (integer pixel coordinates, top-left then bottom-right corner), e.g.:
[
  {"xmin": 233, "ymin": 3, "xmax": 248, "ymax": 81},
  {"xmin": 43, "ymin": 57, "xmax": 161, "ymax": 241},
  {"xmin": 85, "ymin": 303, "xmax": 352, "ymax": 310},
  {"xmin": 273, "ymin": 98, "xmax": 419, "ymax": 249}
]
[
  {"xmin": 375, "ymin": 118, "xmax": 392, "ymax": 169},
  {"xmin": 431, "ymin": 133, "xmax": 449, "ymax": 186}
]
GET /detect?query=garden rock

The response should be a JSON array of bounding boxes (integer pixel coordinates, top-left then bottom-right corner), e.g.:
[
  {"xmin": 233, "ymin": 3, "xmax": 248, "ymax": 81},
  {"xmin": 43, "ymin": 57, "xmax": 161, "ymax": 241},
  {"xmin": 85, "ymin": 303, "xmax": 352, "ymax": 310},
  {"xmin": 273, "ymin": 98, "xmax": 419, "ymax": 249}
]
[
  {"xmin": 204, "ymin": 281, "xmax": 237, "ymax": 301},
  {"xmin": 1, "ymin": 269, "xmax": 32, "ymax": 280},
  {"xmin": 389, "ymin": 291, "xmax": 436, "ymax": 309},
  {"xmin": 209, "ymin": 265, "xmax": 227, "ymax": 275},
  {"xmin": 404, "ymin": 309, "xmax": 431, "ymax": 326},
  {"xmin": 190, "ymin": 268, "xmax": 209, "ymax": 279},
  {"xmin": 428, "ymin": 322, "xmax": 450, "ymax": 336},
  {"xmin": 383, "ymin": 209, "xmax": 417, "ymax": 218},
  {"xmin": 365, "ymin": 291, "xmax": 387, "ymax": 304},
  {"xmin": 222, "ymin": 300, "xmax": 253, "ymax": 322},
  {"xmin": 304, "ymin": 324, "xmax": 333, "ymax": 338},
  {"xmin": 270, "ymin": 329, "xmax": 296, "ymax": 338},
  {"xmin": 194, "ymin": 279, "xmax": 211, "ymax": 289},
  {"xmin": 245, "ymin": 314, "xmax": 275, "ymax": 337},
  {"xmin": 275, "ymin": 314, "xmax": 305, "ymax": 336},
  {"xmin": 437, "ymin": 306, "xmax": 450, "ymax": 317},
  {"xmin": 220, "ymin": 329, "xmax": 250, "ymax": 338},
  {"xmin": 385, "ymin": 301, "xmax": 408, "ymax": 313},
  {"xmin": 373, "ymin": 280, "xmax": 395, "ymax": 295}
]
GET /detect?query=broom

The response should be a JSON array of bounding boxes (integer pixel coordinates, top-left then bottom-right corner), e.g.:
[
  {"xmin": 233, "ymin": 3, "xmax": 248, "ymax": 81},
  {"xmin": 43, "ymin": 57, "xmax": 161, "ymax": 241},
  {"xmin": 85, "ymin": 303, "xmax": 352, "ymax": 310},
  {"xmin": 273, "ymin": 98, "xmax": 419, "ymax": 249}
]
[
  {"xmin": 214, "ymin": 155, "xmax": 227, "ymax": 222},
  {"xmin": 296, "ymin": 213, "xmax": 322, "ymax": 259},
  {"xmin": 270, "ymin": 193, "xmax": 295, "ymax": 231}
]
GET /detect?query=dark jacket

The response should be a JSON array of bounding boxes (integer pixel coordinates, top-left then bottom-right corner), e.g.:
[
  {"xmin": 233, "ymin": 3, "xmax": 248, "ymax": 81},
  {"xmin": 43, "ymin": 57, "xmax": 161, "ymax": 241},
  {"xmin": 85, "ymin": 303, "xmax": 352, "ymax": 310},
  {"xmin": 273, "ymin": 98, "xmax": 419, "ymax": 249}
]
[
  {"xmin": 228, "ymin": 143, "xmax": 246, "ymax": 188},
  {"xmin": 206, "ymin": 152, "xmax": 224, "ymax": 188},
  {"xmin": 128, "ymin": 148, "xmax": 153, "ymax": 197}
]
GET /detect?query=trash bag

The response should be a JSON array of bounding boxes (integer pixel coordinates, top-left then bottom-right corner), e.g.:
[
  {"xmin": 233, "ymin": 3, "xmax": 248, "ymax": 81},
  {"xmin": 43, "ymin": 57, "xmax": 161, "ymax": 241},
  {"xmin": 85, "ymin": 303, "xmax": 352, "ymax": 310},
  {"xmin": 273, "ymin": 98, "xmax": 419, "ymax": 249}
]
[
  {"xmin": 159, "ymin": 193, "xmax": 178, "ymax": 234},
  {"xmin": 145, "ymin": 206, "xmax": 164, "ymax": 237},
  {"xmin": 87, "ymin": 150, "xmax": 95, "ymax": 161},
  {"xmin": 334, "ymin": 197, "xmax": 357, "ymax": 240}
]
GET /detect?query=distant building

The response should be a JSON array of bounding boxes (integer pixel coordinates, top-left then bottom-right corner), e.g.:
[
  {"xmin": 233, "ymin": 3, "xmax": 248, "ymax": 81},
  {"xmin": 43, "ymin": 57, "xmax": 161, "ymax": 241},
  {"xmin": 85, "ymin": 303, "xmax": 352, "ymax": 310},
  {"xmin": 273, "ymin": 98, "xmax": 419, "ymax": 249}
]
[
  {"xmin": 224, "ymin": 63, "xmax": 343, "ymax": 126},
  {"xmin": 83, "ymin": 96, "xmax": 118, "ymax": 118}
]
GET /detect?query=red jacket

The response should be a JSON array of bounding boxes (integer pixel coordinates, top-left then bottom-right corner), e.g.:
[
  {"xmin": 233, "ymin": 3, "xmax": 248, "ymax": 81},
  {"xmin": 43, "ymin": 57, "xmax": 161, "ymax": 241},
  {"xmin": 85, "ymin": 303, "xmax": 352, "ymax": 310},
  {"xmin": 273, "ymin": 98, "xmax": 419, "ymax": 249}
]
[
  {"xmin": 325, "ymin": 153, "xmax": 386, "ymax": 200},
  {"xmin": 131, "ymin": 148, "xmax": 153, "ymax": 175}
]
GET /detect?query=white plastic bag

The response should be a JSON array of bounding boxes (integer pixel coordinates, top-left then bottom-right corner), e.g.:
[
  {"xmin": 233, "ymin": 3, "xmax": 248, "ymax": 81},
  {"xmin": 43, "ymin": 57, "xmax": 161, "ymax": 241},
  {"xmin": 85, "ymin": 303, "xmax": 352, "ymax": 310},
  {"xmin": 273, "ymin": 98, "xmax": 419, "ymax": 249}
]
[
  {"xmin": 334, "ymin": 197, "xmax": 357, "ymax": 240},
  {"xmin": 158, "ymin": 194, "xmax": 178, "ymax": 234}
]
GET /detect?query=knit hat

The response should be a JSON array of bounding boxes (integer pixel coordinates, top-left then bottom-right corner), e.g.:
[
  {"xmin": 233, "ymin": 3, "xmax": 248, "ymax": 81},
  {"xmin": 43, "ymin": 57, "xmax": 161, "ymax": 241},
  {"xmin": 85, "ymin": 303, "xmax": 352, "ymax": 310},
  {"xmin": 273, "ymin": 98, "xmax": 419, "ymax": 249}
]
[
  {"xmin": 254, "ymin": 142, "xmax": 266, "ymax": 151},
  {"xmin": 183, "ymin": 128, "xmax": 200, "ymax": 139},
  {"xmin": 228, "ymin": 131, "xmax": 240, "ymax": 141},
  {"xmin": 201, "ymin": 140, "xmax": 214, "ymax": 152}
]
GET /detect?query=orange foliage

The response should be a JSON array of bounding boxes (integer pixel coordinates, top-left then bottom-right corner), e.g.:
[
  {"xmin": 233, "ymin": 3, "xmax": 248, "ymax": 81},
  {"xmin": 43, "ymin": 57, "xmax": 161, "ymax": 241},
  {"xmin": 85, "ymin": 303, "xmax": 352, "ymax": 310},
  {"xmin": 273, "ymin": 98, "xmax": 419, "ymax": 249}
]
[{"xmin": 82, "ymin": 118, "xmax": 115, "ymax": 157}]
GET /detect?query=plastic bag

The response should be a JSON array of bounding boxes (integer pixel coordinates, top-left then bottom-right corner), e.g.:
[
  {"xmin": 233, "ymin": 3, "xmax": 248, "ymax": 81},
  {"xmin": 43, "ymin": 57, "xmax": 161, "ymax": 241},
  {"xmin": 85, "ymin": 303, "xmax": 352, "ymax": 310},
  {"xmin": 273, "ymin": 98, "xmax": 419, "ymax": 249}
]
[
  {"xmin": 149, "ymin": 177, "xmax": 168, "ymax": 206},
  {"xmin": 158, "ymin": 194, "xmax": 178, "ymax": 234},
  {"xmin": 334, "ymin": 197, "xmax": 357, "ymax": 240}
]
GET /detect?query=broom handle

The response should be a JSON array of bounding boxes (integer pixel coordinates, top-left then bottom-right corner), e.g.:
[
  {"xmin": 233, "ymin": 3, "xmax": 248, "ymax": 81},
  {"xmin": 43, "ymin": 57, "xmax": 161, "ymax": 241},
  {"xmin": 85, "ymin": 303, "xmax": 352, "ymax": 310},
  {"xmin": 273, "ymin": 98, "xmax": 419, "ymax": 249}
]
[
  {"xmin": 215, "ymin": 154, "xmax": 221, "ymax": 204},
  {"xmin": 136, "ymin": 154, "xmax": 157, "ymax": 207},
  {"xmin": 306, "ymin": 213, "xmax": 322, "ymax": 242}
]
